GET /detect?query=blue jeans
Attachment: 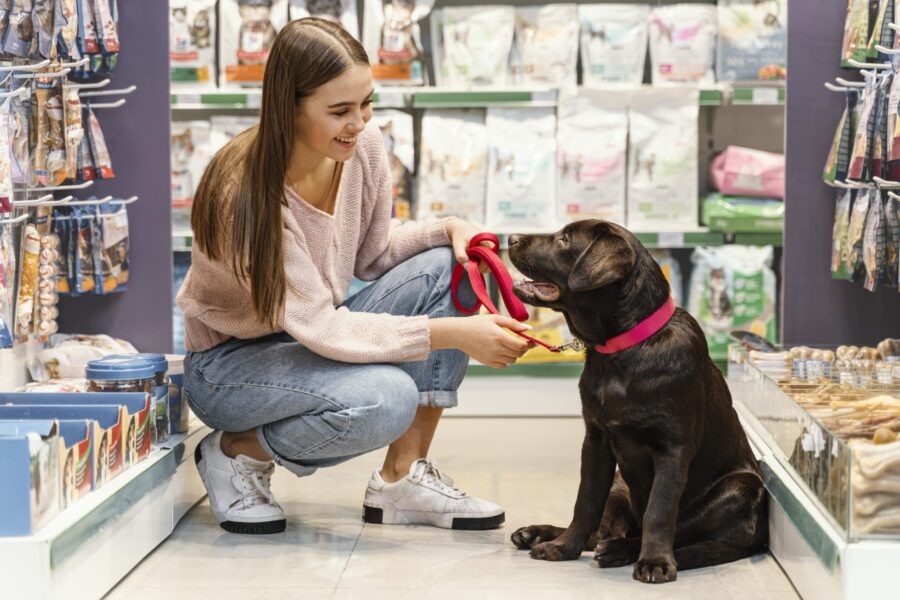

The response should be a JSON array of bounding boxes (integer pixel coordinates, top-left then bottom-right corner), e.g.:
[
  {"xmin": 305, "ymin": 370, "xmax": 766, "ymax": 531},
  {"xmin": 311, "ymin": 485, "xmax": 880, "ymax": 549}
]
[{"xmin": 182, "ymin": 247, "xmax": 474, "ymax": 477}]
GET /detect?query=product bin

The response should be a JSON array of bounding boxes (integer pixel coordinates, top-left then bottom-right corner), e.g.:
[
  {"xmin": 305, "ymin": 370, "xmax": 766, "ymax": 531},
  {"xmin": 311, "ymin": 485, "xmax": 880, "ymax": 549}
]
[{"xmin": 0, "ymin": 420, "xmax": 62, "ymax": 536}]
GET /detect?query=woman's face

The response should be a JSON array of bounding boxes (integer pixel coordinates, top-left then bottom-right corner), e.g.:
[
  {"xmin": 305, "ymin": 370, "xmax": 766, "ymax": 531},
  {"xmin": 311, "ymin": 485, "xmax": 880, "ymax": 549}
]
[{"xmin": 294, "ymin": 63, "xmax": 374, "ymax": 163}]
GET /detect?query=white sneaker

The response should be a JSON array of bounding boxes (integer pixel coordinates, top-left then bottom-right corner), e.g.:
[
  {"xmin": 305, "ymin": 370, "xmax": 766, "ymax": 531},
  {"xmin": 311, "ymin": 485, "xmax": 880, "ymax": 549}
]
[
  {"xmin": 362, "ymin": 458, "xmax": 505, "ymax": 530},
  {"xmin": 194, "ymin": 431, "xmax": 286, "ymax": 534}
]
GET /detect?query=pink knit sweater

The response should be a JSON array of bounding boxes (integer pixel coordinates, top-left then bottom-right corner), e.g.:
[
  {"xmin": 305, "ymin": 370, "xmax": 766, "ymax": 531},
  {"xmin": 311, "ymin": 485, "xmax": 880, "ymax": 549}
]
[{"xmin": 176, "ymin": 123, "xmax": 451, "ymax": 362}]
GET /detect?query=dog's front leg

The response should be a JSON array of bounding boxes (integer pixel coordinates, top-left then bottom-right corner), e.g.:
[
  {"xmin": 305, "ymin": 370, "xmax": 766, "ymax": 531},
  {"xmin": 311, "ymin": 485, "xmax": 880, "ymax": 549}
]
[
  {"xmin": 633, "ymin": 448, "xmax": 691, "ymax": 584},
  {"xmin": 530, "ymin": 425, "xmax": 615, "ymax": 562}
]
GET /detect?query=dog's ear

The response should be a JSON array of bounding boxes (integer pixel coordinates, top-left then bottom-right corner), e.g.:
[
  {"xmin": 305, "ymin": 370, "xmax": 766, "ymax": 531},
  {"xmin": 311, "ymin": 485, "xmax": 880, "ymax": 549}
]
[{"xmin": 568, "ymin": 233, "xmax": 636, "ymax": 293}]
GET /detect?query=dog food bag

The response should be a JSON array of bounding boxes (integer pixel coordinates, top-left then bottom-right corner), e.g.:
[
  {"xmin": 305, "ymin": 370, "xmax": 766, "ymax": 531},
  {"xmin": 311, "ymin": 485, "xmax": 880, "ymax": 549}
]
[
  {"xmin": 650, "ymin": 250, "xmax": 683, "ymax": 306},
  {"xmin": 371, "ymin": 109, "xmax": 413, "ymax": 220},
  {"xmin": 627, "ymin": 86, "xmax": 699, "ymax": 231},
  {"xmin": 432, "ymin": 5, "xmax": 515, "ymax": 88},
  {"xmin": 171, "ymin": 120, "xmax": 212, "ymax": 230},
  {"xmin": 648, "ymin": 4, "xmax": 717, "ymax": 85},
  {"xmin": 362, "ymin": 0, "xmax": 432, "ymax": 85},
  {"xmin": 486, "ymin": 107, "xmax": 556, "ymax": 231},
  {"xmin": 170, "ymin": 0, "xmax": 216, "ymax": 87},
  {"xmin": 512, "ymin": 4, "xmax": 579, "ymax": 91},
  {"xmin": 418, "ymin": 109, "xmax": 487, "ymax": 224},
  {"xmin": 688, "ymin": 245, "xmax": 778, "ymax": 357},
  {"xmin": 842, "ymin": 0, "xmax": 870, "ymax": 66},
  {"xmin": 717, "ymin": 0, "xmax": 785, "ymax": 82},
  {"xmin": 579, "ymin": 4, "xmax": 649, "ymax": 87},
  {"xmin": 557, "ymin": 88, "xmax": 627, "ymax": 225},
  {"xmin": 290, "ymin": 0, "xmax": 358, "ymax": 38},
  {"xmin": 220, "ymin": 0, "xmax": 288, "ymax": 87}
]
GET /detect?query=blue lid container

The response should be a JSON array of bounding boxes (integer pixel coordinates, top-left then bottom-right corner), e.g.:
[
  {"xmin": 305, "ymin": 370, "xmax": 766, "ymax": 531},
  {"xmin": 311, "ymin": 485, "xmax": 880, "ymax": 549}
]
[
  {"xmin": 106, "ymin": 353, "xmax": 168, "ymax": 375},
  {"xmin": 85, "ymin": 357, "xmax": 156, "ymax": 381}
]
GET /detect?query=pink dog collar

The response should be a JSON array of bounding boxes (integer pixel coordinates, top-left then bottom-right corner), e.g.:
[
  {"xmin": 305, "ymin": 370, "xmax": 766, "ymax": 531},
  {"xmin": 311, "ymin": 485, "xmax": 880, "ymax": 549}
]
[{"xmin": 593, "ymin": 297, "xmax": 676, "ymax": 354}]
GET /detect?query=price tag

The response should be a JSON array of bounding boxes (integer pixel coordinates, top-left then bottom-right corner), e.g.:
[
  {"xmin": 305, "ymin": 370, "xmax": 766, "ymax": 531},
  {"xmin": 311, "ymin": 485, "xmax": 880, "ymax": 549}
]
[
  {"xmin": 751, "ymin": 87, "xmax": 779, "ymax": 105},
  {"xmin": 531, "ymin": 90, "xmax": 557, "ymax": 104},
  {"xmin": 657, "ymin": 232, "xmax": 685, "ymax": 247},
  {"xmin": 176, "ymin": 94, "xmax": 201, "ymax": 105}
]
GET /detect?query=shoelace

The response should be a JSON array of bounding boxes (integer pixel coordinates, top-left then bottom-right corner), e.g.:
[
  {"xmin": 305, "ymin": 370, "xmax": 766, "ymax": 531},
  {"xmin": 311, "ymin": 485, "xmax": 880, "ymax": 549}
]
[
  {"xmin": 414, "ymin": 460, "xmax": 465, "ymax": 498},
  {"xmin": 232, "ymin": 461, "xmax": 277, "ymax": 509}
]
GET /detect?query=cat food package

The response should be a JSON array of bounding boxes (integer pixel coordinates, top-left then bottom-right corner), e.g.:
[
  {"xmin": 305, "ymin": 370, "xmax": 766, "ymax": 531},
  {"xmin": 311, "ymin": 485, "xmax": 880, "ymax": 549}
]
[
  {"xmin": 170, "ymin": 0, "xmax": 217, "ymax": 87},
  {"xmin": 486, "ymin": 107, "xmax": 556, "ymax": 231},
  {"xmin": 289, "ymin": 0, "xmax": 358, "ymax": 38},
  {"xmin": 627, "ymin": 87, "xmax": 699, "ymax": 231},
  {"xmin": 209, "ymin": 115, "xmax": 258, "ymax": 154},
  {"xmin": 431, "ymin": 5, "xmax": 515, "ymax": 88},
  {"xmin": 688, "ymin": 245, "xmax": 778, "ymax": 357},
  {"xmin": 220, "ymin": 0, "xmax": 288, "ymax": 87},
  {"xmin": 417, "ymin": 108, "xmax": 487, "ymax": 224},
  {"xmin": 372, "ymin": 110, "xmax": 413, "ymax": 220},
  {"xmin": 557, "ymin": 88, "xmax": 627, "ymax": 225},
  {"xmin": 842, "ymin": 0, "xmax": 870, "ymax": 66},
  {"xmin": 171, "ymin": 120, "xmax": 212, "ymax": 212},
  {"xmin": 648, "ymin": 4, "xmax": 717, "ymax": 86},
  {"xmin": 363, "ymin": 0, "xmax": 432, "ymax": 85},
  {"xmin": 512, "ymin": 4, "xmax": 579, "ymax": 91},
  {"xmin": 709, "ymin": 146, "xmax": 785, "ymax": 199},
  {"xmin": 717, "ymin": 0, "xmax": 786, "ymax": 81},
  {"xmin": 579, "ymin": 4, "xmax": 649, "ymax": 87}
]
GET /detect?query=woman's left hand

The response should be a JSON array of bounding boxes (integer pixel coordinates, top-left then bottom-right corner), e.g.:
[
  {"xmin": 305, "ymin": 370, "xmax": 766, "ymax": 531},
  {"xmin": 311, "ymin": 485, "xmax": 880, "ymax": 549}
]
[{"xmin": 445, "ymin": 217, "xmax": 490, "ymax": 272}]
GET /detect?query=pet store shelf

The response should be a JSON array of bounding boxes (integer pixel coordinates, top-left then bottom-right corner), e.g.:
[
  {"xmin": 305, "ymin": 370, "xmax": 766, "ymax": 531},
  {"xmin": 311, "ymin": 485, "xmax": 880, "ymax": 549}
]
[
  {"xmin": 411, "ymin": 88, "xmax": 558, "ymax": 108},
  {"xmin": 0, "ymin": 424, "xmax": 210, "ymax": 600},
  {"xmin": 172, "ymin": 230, "xmax": 193, "ymax": 252},
  {"xmin": 730, "ymin": 84, "xmax": 786, "ymax": 106},
  {"xmin": 728, "ymin": 232, "xmax": 784, "ymax": 246}
]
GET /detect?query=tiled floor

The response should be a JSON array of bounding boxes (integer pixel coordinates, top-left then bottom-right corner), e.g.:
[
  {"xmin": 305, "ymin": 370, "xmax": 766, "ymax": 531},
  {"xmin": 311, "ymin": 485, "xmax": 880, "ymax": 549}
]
[{"xmin": 106, "ymin": 418, "xmax": 798, "ymax": 600}]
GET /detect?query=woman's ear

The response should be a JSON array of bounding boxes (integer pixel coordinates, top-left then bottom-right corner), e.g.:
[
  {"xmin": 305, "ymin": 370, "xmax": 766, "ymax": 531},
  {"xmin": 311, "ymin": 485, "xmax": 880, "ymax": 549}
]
[{"xmin": 567, "ymin": 234, "xmax": 637, "ymax": 293}]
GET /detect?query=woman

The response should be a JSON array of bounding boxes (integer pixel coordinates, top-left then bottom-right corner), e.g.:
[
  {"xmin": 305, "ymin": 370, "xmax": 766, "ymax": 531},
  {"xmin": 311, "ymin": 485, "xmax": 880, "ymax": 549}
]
[{"xmin": 177, "ymin": 18, "xmax": 532, "ymax": 535}]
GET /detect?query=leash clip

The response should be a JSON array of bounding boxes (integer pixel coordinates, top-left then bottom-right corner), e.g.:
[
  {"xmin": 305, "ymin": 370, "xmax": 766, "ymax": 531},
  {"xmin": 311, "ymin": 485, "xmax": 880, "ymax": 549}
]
[{"xmin": 553, "ymin": 339, "xmax": 586, "ymax": 353}]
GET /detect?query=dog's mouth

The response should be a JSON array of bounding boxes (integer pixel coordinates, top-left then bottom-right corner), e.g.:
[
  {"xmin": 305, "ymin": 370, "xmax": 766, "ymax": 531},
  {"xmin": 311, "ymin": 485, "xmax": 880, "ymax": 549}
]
[{"xmin": 514, "ymin": 279, "xmax": 561, "ymax": 302}]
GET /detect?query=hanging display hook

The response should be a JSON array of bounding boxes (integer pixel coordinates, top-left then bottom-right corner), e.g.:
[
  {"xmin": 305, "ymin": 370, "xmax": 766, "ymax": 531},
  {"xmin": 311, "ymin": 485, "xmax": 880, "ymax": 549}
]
[
  {"xmin": 0, "ymin": 212, "xmax": 29, "ymax": 225},
  {"xmin": 846, "ymin": 58, "xmax": 892, "ymax": 70},
  {"xmin": 0, "ymin": 87, "xmax": 30, "ymax": 99},
  {"xmin": 58, "ymin": 57, "xmax": 90, "ymax": 69},
  {"xmin": 13, "ymin": 67, "xmax": 72, "ymax": 80},
  {"xmin": 70, "ymin": 79, "xmax": 111, "ymax": 90},
  {"xmin": 0, "ymin": 59, "xmax": 50, "ymax": 73},
  {"xmin": 79, "ymin": 85, "xmax": 137, "ymax": 98},
  {"xmin": 110, "ymin": 196, "xmax": 139, "ymax": 205},
  {"xmin": 12, "ymin": 195, "xmax": 73, "ymax": 207},
  {"xmin": 87, "ymin": 98, "xmax": 127, "ymax": 109},
  {"xmin": 66, "ymin": 196, "xmax": 114, "ymax": 206},
  {"xmin": 872, "ymin": 176, "xmax": 900, "ymax": 189},
  {"xmin": 834, "ymin": 77, "xmax": 866, "ymax": 88},
  {"xmin": 875, "ymin": 44, "xmax": 900, "ymax": 56},
  {"xmin": 27, "ymin": 180, "xmax": 94, "ymax": 192}
]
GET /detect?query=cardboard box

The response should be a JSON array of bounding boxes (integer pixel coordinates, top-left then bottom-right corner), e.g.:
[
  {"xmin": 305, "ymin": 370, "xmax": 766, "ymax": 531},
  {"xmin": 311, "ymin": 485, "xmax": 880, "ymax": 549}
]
[
  {"xmin": 56, "ymin": 420, "xmax": 94, "ymax": 506},
  {"xmin": 0, "ymin": 420, "xmax": 62, "ymax": 536}
]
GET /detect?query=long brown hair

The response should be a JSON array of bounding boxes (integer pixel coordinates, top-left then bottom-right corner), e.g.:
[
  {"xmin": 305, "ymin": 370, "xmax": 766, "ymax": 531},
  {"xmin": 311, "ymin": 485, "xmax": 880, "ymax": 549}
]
[{"xmin": 191, "ymin": 18, "xmax": 369, "ymax": 327}]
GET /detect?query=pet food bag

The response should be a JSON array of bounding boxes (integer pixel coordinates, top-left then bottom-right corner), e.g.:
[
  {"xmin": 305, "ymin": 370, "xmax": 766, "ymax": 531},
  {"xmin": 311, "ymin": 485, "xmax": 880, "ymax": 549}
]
[
  {"xmin": 417, "ymin": 109, "xmax": 487, "ymax": 224},
  {"xmin": 627, "ymin": 87, "xmax": 699, "ymax": 231},
  {"xmin": 362, "ymin": 0, "xmax": 433, "ymax": 85},
  {"xmin": 688, "ymin": 245, "xmax": 778, "ymax": 357},
  {"xmin": 220, "ymin": 0, "xmax": 288, "ymax": 87},
  {"xmin": 171, "ymin": 120, "xmax": 212, "ymax": 230},
  {"xmin": 709, "ymin": 146, "xmax": 785, "ymax": 200},
  {"xmin": 512, "ymin": 4, "xmax": 579, "ymax": 91},
  {"xmin": 557, "ymin": 88, "xmax": 628, "ymax": 225},
  {"xmin": 486, "ymin": 107, "xmax": 557, "ymax": 230},
  {"xmin": 717, "ymin": 0, "xmax": 786, "ymax": 81},
  {"xmin": 579, "ymin": 4, "xmax": 649, "ymax": 87},
  {"xmin": 372, "ymin": 110, "xmax": 414, "ymax": 220},
  {"xmin": 170, "ymin": 0, "xmax": 217, "ymax": 87},
  {"xmin": 432, "ymin": 5, "xmax": 515, "ymax": 88},
  {"xmin": 648, "ymin": 4, "xmax": 717, "ymax": 85},
  {"xmin": 290, "ymin": 0, "xmax": 359, "ymax": 38}
]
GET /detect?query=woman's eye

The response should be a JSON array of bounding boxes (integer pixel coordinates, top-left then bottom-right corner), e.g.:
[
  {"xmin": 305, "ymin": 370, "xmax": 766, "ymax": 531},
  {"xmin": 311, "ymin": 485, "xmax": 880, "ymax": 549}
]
[
  {"xmin": 333, "ymin": 110, "xmax": 348, "ymax": 117},
  {"xmin": 362, "ymin": 99, "xmax": 373, "ymax": 107}
]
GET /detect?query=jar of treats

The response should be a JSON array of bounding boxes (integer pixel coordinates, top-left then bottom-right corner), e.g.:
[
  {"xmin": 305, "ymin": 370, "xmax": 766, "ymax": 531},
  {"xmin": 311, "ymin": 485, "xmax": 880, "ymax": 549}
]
[
  {"xmin": 110, "ymin": 353, "xmax": 171, "ymax": 444},
  {"xmin": 85, "ymin": 356, "xmax": 158, "ymax": 443}
]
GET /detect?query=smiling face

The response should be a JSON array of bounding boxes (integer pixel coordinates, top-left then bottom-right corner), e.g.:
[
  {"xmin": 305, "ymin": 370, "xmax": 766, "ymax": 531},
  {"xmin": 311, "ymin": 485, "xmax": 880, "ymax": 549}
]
[{"xmin": 293, "ymin": 63, "xmax": 374, "ymax": 163}]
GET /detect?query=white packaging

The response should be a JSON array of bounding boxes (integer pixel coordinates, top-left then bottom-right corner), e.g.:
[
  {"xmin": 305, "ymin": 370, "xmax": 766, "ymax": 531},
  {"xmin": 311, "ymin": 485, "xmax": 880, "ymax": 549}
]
[
  {"xmin": 170, "ymin": 0, "xmax": 217, "ymax": 87},
  {"xmin": 171, "ymin": 121, "xmax": 212, "ymax": 211},
  {"xmin": 579, "ymin": 4, "xmax": 649, "ymax": 87},
  {"xmin": 220, "ymin": 0, "xmax": 289, "ymax": 87},
  {"xmin": 433, "ymin": 5, "xmax": 515, "ymax": 88},
  {"xmin": 512, "ymin": 4, "xmax": 579, "ymax": 91},
  {"xmin": 627, "ymin": 87, "xmax": 699, "ymax": 231},
  {"xmin": 289, "ymin": 0, "xmax": 359, "ymax": 38},
  {"xmin": 372, "ymin": 110, "xmax": 414, "ymax": 220},
  {"xmin": 418, "ymin": 109, "xmax": 488, "ymax": 224},
  {"xmin": 717, "ymin": 0, "xmax": 786, "ymax": 82},
  {"xmin": 648, "ymin": 4, "xmax": 717, "ymax": 85},
  {"xmin": 558, "ymin": 88, "xmax": 628, "ymax": 225},
  {"xmin": 486, "ymin": 107, "xmax": 557, "ymax": 230},
  {"xmin": 209, "ymin": 116, "xmax": 259, "ymax": 154},
  {"xmin": 363, "ymin": 0, "xmax": 433, "ymax": 85}
]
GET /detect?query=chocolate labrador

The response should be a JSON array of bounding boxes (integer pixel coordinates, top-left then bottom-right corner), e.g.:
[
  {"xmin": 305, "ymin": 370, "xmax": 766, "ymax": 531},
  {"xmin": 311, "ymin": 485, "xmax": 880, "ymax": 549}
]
[{"xmin": 507, "ymin": 220, "xmax": 766, "ymax": 584}]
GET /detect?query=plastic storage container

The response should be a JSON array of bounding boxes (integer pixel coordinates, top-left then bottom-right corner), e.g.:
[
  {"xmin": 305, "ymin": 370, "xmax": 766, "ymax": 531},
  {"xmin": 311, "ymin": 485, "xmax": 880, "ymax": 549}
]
[{"xmin": 85, "ymin": 357, "xmax": 163, "ymax": 445}]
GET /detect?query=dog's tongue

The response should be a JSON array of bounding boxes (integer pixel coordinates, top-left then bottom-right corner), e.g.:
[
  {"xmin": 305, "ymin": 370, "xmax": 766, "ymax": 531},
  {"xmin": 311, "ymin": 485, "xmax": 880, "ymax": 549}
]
[{"xmin": 515, "ymin": 280, "xmax": 560, "ymax": 301}]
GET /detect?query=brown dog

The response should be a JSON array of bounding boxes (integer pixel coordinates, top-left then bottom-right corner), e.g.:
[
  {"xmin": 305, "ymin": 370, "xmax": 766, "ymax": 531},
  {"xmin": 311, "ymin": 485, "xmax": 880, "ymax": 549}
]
[{"xmin": 508, "ymin": 220, "xmax": 767, "ymax": 584}]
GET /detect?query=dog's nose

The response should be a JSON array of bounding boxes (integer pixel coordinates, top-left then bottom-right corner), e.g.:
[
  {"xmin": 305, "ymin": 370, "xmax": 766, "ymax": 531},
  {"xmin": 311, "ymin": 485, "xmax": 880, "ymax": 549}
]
[{"xmin": 509, "ymin": 234, "xmax": 522, "ymax": 247}]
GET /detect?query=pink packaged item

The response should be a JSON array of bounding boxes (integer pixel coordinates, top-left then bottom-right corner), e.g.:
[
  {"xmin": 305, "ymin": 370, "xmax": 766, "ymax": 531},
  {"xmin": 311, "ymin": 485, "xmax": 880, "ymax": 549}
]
[{"xmin": 709, "ymin": 146, "xmax": 785, "ymax": 199}]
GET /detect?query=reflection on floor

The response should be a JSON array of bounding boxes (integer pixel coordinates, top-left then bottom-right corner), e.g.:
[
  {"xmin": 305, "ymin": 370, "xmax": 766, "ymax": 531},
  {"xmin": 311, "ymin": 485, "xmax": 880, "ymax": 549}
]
[{"xmin": 106, "ymin": 418, "xmax": 798, "ymax": 600}]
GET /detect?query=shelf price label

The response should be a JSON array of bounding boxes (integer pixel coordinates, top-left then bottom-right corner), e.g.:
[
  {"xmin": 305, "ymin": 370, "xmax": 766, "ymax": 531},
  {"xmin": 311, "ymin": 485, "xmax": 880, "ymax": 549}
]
[
  {"xmin": 751, "ymin": 88, "xmax": 780, "ymax": 105},
  {"xmin": 657, "ymin": 232, "xmax": 685, "ymax": 247}
]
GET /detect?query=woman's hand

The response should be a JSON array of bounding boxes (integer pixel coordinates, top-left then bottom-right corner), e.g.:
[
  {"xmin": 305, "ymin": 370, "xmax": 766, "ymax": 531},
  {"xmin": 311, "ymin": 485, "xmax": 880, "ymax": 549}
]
[
  {"xmin": 445, "ymin": 217, "xmax": 490, "ymax": 272},
  {"xmin": 430, "ymin": 315, "xmax": 534, "ymax": 369}
]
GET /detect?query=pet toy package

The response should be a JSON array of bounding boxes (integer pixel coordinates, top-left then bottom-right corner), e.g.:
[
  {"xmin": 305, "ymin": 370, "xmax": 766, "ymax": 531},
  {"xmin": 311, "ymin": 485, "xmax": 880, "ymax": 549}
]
[
  {"xmin": 220, "ymin": 0, "xmax": 288, "ymax": 87},
  {"xmin": 486, "ymin": 107, "xmax": 557, "ymax": 230},
  {"xmin": 557, "ymin": 88, "xmax": 627, "ymax": 225},
  {"xmin": 171, "ymin": 120, "xmax": 211, "ymax": 229},
  {"xmin": 648, "ymin": 4, "xmax": 717, "ymax": 85},
  {"xmin": 579, "ymin": 4, "xmax": 649, "ymax": 87},
  {"xmin": 717, "ymin": 0, "xmax": 786, "ymax": 81},
  {"xmin": 431, "ymin": 5, "xmax": 515, "ymax": 88},
  {"xmin": 363, "ymin": 0, "xmax": 433, "ymax": 85},
  {"xmin": 627, "ymin": 86, "xmax": 699, "ymax": 231},
  {"xmin": 511, "ymin": 4, "xmax": 579, "ymax": 91},
  {"xmin": 289, "ymin": 0, "xmax": 358, "ymax": 38},
  {"xmin": 417, "ymin": 108, "xmax": 487, "ymax": 224},
  {"xmin": 170, "ymin": 0, "xmax": 217, "ymax": 87},
  {"xmin": 372, "ymin": 110, "xmax": 413, "ymax": 220}
]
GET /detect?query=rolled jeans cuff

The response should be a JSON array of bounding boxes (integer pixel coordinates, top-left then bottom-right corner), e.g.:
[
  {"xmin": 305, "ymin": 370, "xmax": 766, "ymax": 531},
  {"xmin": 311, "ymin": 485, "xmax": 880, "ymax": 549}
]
[{"xmin": 419, "ymin": 390, "xmax": 458, "ymax": 409}]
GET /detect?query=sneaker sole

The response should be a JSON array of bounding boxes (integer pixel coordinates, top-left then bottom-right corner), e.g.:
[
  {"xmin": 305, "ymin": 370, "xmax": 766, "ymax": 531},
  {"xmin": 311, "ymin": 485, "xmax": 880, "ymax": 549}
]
[
  {"xmin": 362, "ymin": 505, "xmax": 505, "ymax": 530},
  {"xmin": 194, "ymin": 441, "xmax": 287, "ymax": 535}
]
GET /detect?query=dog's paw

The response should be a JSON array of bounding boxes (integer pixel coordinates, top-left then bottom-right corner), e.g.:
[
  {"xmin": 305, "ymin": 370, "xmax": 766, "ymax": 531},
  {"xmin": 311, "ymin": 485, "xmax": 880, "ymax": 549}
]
[
  {"xmin": 632, "ymin": 555, "xmax": 678, "ymax": 584},
  {"xmin": 511, "ymin": 524, "xmax": 563, "ymax": 550},
  {"xmin": 593, "ymin": 537, "xmax": 639, "ymax": 568},
  {"xmin": 529, "ymin": 540, "xmax": 582, "ymax": 562}
]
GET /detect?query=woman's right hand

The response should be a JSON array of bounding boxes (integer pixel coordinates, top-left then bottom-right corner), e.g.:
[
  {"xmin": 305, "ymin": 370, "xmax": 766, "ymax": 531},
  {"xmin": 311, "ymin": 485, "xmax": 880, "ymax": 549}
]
[{"xmin": 430, "ymin": 315, "xmax": 533, "ymax": 369}]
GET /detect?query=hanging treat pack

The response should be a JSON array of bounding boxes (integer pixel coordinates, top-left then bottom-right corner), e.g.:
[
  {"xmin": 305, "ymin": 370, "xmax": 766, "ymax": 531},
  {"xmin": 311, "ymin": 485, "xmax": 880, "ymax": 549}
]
[
  {"xmin": 15, "ymin": 223, "xmax": 40, "ymax": 338},
  {"xmin": 363, "ymin": 0, "xmax": 432, "ymax": 85},
  {"xmin": 289, "ymin": 0, "xmax": 358, "ymax": 38},
  {"xmin": 56, "ymin": 0, "xmax": 80, "ymax": 60},
  {"xmin": 34, "ymin": 0, "xmax": 56, "ymax": 59},
  {"xmin": 0, "ymin": 222, "xmax": 14, "ymax": 348},
  {"xmin": 486, "ymin": 107, "xmax": 557, "ymax": 230},
  {"xmin": 511, "ymin": 4, "xmax": 579, "ymax": 91},
  {"xmin": 170, "ymin": 120, "xmax": 211, "ymax": 213},
  {"xmin": 170, "ymin": 0, "xmax": 217, "ymax": 87},
  {"xmin": 3, "ymin": 0, "xmax": 34, "ymax": 57},
  {"xmin": 886, "ymin": 193, "xmax": 900, "ymax": 288},
  {"xmin": 372, "ymin": 110, "xmax": 413, "ymax": 220},
  {"xmin": 627, "ymin": 87, "xmax": 699, "ymax": 231},
  {"xmin": 32, "ymin": 74, "xmax": 68, "ymax": 187},
  {"xmin": 863, "ymin": 191, "xmax": 887, "ymax": 292},
  {"xmin": 824, "ymin": 89, "xmax": 860, "ymax": 184},
  {"xmin": 0, "ymin": 98, "xmax": 12, "ymax": 213},
  {"xmin": 557, "ymin": 88, "xmax": 628, "ymax": 225},
  {"xmin": 85, "ymin": 104, "xmax": 113, "ymax": 179},
  {"xmin": 432, "ymin": 5, "xmax": 515, "ymax": 88},
  {"xmin": 832, "ymin": 189, "xmax": 854, "ymax": 280},
  {"xmin": 648, "ymin": 4, "xmax": 717, "ymax": 85},
  {"xmin": 847, "ymin": 187, "xmax": 871, "ymax": 280},
  {"xmin": 9, "ymin": 78, "xmax": 33, "ymax": 187},
  {"xmin": 717, "ymin": 0, "xmax": 786, "ymax": 81},
  {"xmin": 63, "ymin": 82, "xmax": 83, "ymax": 181},
  {"xmin": 220, "ymin": 0, "xmax": 288, "ymax": 87},
  {"xmin": 96, "ymin": 203, "xmax": 128, "ymax": 294},
  {"xmin": 417, "ymin": 108, "xmax": 488, "ymax": 224},
  {"xmin": 848, "ymin": 72, "xmax": 879, "ymax": 182},
  {"xmin": 841, "ymin": 0, "xmax": 870, "ymax": 67},
  {"xmin": 579, "ymin": 4, "xmax": 649, "ymax": 87}
]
